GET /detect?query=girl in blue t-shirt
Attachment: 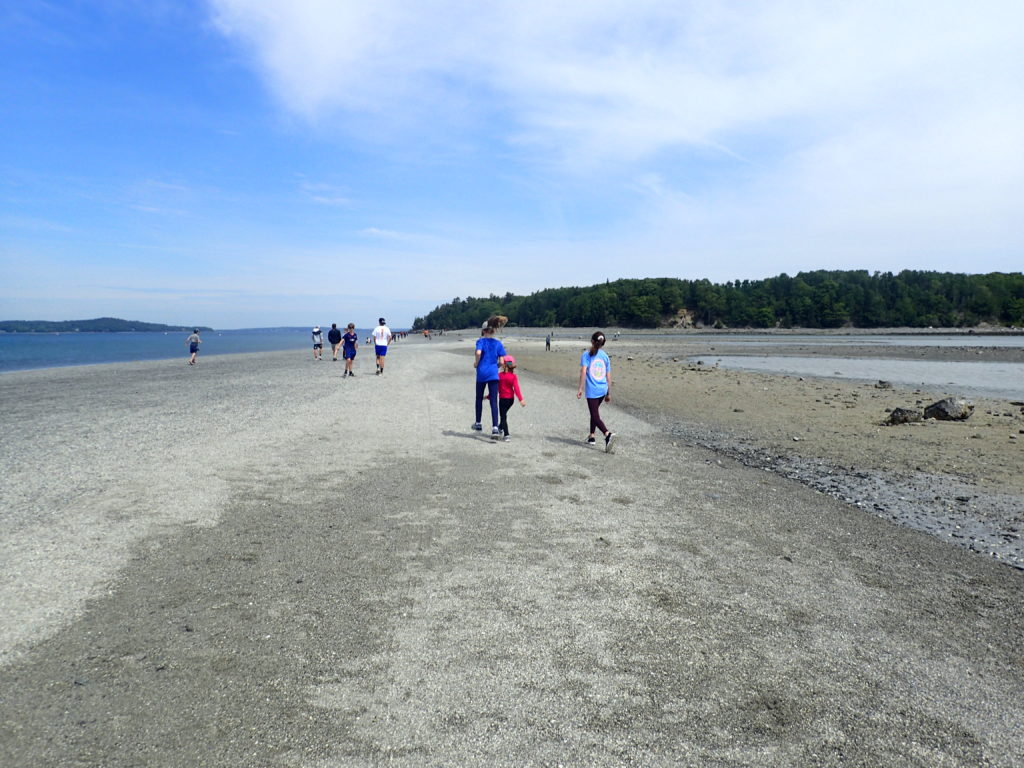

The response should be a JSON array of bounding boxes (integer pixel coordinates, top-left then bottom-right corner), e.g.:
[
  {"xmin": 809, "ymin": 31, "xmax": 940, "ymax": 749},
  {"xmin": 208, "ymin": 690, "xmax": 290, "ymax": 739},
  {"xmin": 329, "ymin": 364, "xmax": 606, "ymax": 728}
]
[
  {"xmin": 577, "ymin": 330, "xmax": 616, "ymax": 452},
  {"xmin": 473, "ymin": 315, "xmax": 507, "ymax": 437}
]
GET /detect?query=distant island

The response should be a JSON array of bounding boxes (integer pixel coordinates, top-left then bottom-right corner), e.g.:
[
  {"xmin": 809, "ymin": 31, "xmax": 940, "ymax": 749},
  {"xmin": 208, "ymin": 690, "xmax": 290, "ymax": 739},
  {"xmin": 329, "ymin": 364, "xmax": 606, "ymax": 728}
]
[
  {"xmin": 0, "ymin": 317, "xmax": 214, "ymax": 333},
  {"xmin": 413, "ymin": 270, "xmax": 1024, "ymax": 330}
]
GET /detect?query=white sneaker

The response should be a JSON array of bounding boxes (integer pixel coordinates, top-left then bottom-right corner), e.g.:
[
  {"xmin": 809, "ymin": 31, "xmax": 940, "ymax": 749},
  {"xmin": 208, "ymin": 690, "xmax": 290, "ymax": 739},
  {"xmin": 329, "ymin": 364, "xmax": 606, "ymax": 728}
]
[
  {"xmin": 491, "ymin": 426, "xmax": 501, "ymax": 438},
  {"xmin": 604, "ymin": 432, "xmax": 617, "ymax": 453},
  {"xmin": 472, "ymin": 423, "xmax": 482, "ymax": 431}
]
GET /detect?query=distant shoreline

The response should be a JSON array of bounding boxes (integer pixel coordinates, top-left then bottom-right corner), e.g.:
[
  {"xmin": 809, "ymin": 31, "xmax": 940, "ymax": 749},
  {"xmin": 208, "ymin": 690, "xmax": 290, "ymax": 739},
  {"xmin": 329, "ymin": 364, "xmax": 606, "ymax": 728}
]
[{"xmin": 458, "ymin": 324, "xmax": 1024, "ymax": 337}]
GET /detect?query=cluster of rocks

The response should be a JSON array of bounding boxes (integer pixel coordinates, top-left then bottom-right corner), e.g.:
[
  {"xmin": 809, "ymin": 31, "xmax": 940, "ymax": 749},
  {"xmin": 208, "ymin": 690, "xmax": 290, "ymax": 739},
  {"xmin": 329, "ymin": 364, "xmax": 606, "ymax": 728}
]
[{"xmin": 885, "ymin": 396, "xmax": 974, "ymax": 425}]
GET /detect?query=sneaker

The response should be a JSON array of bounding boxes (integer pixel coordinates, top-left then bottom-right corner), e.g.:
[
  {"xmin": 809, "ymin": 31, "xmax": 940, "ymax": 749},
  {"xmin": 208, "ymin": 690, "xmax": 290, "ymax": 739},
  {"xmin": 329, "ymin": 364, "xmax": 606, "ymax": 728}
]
[
  {"xmin": 586, "ymin": 436, "xmax": 596, "ymax": 445},
  {"xmin": 472, "ymin": 423, "xmax": 482, "ymax": 431},
  {"xmin": 605, "ymin": 432, "xmax": 617, "ymax": 453},
  {"xmin": 502, "ymin": 435, "xmax": 511, "ymax": 442},
  {"xmin": 491, "ymin": 426, "xmax": 501, "ymax": 438}
]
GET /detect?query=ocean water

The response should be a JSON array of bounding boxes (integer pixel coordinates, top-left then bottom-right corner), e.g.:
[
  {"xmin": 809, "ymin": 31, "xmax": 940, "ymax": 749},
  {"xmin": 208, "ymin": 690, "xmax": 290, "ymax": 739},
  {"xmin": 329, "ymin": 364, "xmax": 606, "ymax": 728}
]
[
  {"xmin": 702, "ymin": 355, "xmax": 1024, "ymax": 401},
  {"xmin": 0, "ymin": 328, "xmax": 374, "ymax": 374}
]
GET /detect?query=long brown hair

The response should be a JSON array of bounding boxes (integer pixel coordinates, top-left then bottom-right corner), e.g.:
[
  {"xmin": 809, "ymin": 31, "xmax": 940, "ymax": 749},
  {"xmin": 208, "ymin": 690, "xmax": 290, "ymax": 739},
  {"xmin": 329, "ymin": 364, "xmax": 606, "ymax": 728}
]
[
  {"xmin": 589, "ymin": 330, "xmax": 606, "ymax": 355},
  {"xmin": 482, "ymin": 315, "xmax": 508, "ymax": 334}
]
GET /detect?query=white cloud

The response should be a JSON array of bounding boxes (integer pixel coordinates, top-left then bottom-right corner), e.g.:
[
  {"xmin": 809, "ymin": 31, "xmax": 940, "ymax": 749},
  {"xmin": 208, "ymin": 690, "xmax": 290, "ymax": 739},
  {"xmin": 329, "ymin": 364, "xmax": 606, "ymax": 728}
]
[
  {"xmin": 209, "ymin": 1, "xmax": 1023, "ymax": 160},
  {"xmin": 197, "ymin": 1, "xmax": 1024, "ymax": 290}
]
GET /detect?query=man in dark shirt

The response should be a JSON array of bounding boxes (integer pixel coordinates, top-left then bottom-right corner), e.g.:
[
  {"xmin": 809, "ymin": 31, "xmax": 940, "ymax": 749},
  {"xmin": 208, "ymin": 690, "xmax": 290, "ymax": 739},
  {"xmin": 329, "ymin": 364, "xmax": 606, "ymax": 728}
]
[{"xmin": 327, "ymin": 323, "xmax": 343, "ymax": 361}]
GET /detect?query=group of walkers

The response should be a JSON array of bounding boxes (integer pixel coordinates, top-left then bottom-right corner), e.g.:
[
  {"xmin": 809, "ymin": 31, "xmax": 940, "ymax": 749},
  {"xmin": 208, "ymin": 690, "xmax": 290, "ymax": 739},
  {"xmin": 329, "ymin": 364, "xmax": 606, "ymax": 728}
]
[
  {"xmin": 314, "ymin": 319, "xmax": 393, "ymax": 376},
  {"xmin": 312, "ymin": 322, "xmax": 363, "ymax": 376},
  {"xmin": 188, "ymin": 316, "xmax": 616, "ymax": 450},
  {"xmin": 473, "ymin": 316, "xmax": 615, "ymax": 451},
  {"xmin": 185, "ymin": 318, "xmax": 393, "ymax": 378}
]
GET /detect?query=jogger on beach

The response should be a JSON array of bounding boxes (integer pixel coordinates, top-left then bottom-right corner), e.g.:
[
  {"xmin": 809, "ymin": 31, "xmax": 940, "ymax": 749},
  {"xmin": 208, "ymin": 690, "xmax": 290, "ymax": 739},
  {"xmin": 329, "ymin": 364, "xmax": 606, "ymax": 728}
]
[
  {"xmin": 473, "ymin": 315, "xmax": 507, "ymax": 438},
  {"xmin": 311, "ymin": 326, "xmax": 324, "ymax": 360},
  {"xmin": 186, "ymin": 329, "xmax": 201, "ymax": 365},
  {"xmin": 577, "ymin": 330, "xmax": 616, "ymax": 453}
]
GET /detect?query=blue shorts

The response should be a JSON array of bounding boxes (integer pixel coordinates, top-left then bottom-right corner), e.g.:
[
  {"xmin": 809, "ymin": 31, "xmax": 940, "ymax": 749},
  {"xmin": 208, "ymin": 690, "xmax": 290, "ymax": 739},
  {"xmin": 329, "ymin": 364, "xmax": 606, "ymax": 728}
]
[
  {"xmin": 375, "ymin": 345, "xmax": 388, "ymax": 357},
  {"xmin": 343, "ymin": 348, "xmax": 356, "ymax": 359},
  {"xmin": 189, "ymin": 343, "xmax": 199, "ymax": 353}
]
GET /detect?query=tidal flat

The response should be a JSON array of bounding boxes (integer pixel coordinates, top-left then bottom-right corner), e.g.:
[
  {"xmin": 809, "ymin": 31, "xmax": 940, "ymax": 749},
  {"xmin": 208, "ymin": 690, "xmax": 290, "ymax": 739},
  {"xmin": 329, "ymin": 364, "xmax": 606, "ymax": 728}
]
[{"xmin": 494, "ymin": 329, "xmax": 1024, "ymax": 570}]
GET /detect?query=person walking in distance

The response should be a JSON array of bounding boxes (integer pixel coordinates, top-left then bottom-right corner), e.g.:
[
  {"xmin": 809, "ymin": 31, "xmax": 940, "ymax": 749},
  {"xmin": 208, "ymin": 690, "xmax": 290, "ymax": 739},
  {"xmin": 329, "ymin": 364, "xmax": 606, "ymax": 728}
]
[
  {"xmin": 577, "ymin": 330, "xmax": 616, "ymax": 452},
  {"xmin": 311, "ymin": 326, "xmax": 324, "ymax": 360},
  {"xmin": 186, "ymin": 329, "xmax": 201, "ymax": 365},
  {"xmin": 341, "ymin": 323, "xmax": 359, "ymax": 377},
  {"xmin": 372, "ymin": 318, "xmax": 392, "ymax": 374},
  {"xmin": 473, "ymin": 315, "xmax": 507, "ymax": 438},
  {"xmin": 327, "ymin": 323, "xmax": 343, "ymax": 361}
]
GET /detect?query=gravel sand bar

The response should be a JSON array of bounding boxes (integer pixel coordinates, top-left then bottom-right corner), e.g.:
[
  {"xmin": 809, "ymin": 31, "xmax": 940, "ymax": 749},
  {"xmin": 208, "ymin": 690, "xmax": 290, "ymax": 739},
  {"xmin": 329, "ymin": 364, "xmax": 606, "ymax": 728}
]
[{"xmin": 2, "ymin": 339, "xmax": 1022, "ymax": 766}]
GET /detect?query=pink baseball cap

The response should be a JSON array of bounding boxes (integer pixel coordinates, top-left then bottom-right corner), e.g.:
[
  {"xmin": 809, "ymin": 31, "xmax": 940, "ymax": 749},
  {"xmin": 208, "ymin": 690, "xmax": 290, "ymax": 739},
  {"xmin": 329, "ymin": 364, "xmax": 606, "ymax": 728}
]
[{"xmin": 504, "ymin": 355, "xmax": 516, "ymax": 366}]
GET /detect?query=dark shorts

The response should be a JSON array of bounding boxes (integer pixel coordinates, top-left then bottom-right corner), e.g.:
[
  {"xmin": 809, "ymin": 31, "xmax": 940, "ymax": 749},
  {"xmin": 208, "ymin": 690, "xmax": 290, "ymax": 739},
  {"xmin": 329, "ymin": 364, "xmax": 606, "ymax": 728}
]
[
  {"xmin": 189, "ymin": 343, "xmax": 199, "ymax": 353},
  {"xmin": 343, "ymin": 348, "xmax": 356, "ymax": 359},
  {"xmin": 313, "ymin": 343, "xmax": 323, "ymax": 349},
  {"xmin": 375, "ymin": 345, "xmax": 388, "ymax": 357}
]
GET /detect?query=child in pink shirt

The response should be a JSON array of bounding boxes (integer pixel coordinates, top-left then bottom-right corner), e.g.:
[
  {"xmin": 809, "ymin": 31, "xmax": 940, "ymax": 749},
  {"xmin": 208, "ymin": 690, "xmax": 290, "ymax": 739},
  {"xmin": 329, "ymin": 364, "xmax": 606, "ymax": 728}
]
[{"xmin": 497, "ymin": 356, "xmax": 526, "ymax": 441}]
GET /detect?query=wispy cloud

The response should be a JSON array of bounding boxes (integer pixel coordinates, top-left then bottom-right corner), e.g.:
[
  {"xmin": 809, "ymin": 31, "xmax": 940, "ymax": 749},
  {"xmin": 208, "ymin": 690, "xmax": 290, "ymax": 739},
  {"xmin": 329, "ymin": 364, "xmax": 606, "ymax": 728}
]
[
  {"xmin": 209, "ymin": 2, "xmax": 1023, "ymax": 162},
  {"xmin": 206, "ymin": 1, "xmax": 1024, "ymax": 281},
  {"xmin": 360, "ymin": 227, "xmax": 409, "ymax": 240},
  {"xmin": 298, "ymin": 179, "xmax": 352, "ymax": 207}
]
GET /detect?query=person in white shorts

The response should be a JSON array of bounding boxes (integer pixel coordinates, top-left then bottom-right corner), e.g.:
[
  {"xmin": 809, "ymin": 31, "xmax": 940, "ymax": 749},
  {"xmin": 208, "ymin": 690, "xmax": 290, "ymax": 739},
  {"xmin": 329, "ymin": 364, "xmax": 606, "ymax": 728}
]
[{"xmin": 372, "ymin": 318, "xmax": 392, "ymax": 375}]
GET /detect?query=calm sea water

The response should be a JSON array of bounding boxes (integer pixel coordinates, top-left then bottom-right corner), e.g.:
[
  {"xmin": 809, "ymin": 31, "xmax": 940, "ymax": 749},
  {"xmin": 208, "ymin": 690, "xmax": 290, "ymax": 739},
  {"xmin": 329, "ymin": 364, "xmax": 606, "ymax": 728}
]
[
  {"xmin": 701, "ymin": 355, "xmax": 1024, "ymax": 401},
  {"xmin": 0, "ymin": 328, "xmax": 374, "ymax": 374}
]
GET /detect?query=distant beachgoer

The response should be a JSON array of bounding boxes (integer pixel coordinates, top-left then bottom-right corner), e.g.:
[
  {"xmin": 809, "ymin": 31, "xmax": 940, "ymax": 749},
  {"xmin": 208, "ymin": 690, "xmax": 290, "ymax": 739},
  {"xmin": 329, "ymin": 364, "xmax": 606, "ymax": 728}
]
[
  {"xmin": 342, "ymin": 323, "xmax": 359, "ymax": 377},
  {"xmin": 577, "ymin": 330, "xmax": 616, "ymax": 452},
  {"xmin": 327, "ymin": 323, "xmax": 343, "ymax": 361},
  {"xmin": 312, "ymin": 326, "xmax": 324, "ymax": 360},
  {"xmin": 473, "ymin": 315, "xmax": 507, "ymax": 438},
  {"xmin": 186, "ymin": 329, "xmax": 201, "ymax": 365},
  {"xmin": 496, "ymin": 355, "xmax": 525, "ymax": 441},
  {"xmin": 545, "ymin": 333, "xmax": 551, "ymax": 351},
  {"xmin": 372, "ymin": 318, "xmax": 392, "ymax": 374}
]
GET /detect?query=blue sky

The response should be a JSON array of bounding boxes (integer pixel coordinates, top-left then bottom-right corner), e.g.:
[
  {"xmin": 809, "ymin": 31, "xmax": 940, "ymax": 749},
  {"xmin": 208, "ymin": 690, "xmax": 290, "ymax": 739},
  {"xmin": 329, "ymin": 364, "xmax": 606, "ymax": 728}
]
[{"xmin": 3, "ymin": 1, "xmax": 1022, "ymax": 329}]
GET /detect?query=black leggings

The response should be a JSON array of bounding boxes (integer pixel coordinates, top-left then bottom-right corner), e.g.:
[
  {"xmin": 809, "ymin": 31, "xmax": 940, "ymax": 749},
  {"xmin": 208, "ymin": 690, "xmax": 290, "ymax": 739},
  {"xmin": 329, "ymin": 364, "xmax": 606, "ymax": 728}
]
[
  {"xmin": 587, "ymin": 396, "xmax": 609, "ymax": 435},
  {"xmin": 498, "ymin": 397, "xmax": 515, "ymax": 436}
]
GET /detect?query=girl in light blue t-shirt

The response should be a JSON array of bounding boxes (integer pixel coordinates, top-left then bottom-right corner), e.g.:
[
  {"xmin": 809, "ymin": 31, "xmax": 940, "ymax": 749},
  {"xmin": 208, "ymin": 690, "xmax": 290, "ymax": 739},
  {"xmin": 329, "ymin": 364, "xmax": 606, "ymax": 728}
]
[{"xmin": 577, "ymin": 330, "xmax": 616, "ymax": 453}]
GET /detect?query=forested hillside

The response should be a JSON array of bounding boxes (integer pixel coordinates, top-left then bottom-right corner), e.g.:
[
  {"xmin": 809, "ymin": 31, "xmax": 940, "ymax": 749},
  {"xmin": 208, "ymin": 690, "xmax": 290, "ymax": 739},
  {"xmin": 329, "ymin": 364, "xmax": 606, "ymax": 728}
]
[{"xmin": 413, "ymin": 271, "xmax": 1024, "ymax": 330}]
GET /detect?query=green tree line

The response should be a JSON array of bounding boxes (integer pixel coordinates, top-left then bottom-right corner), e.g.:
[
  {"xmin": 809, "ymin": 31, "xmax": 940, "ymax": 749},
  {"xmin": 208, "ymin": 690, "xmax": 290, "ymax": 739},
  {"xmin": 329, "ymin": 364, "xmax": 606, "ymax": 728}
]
[
  {"xmin": 0, "ymin": 317, "xmax": 213, "ymax": 333},
  {"xmin": 412, "ymin": 271, "xmax": 1024, "ymax": 330}
]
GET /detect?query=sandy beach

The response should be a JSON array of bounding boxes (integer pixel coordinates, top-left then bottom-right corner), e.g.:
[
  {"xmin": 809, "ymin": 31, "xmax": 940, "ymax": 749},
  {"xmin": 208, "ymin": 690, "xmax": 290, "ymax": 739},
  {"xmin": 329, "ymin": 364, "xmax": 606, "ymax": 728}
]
[{"xmin": 2, "ymin": 338, "xmax": 1022, "ymax": 767}]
